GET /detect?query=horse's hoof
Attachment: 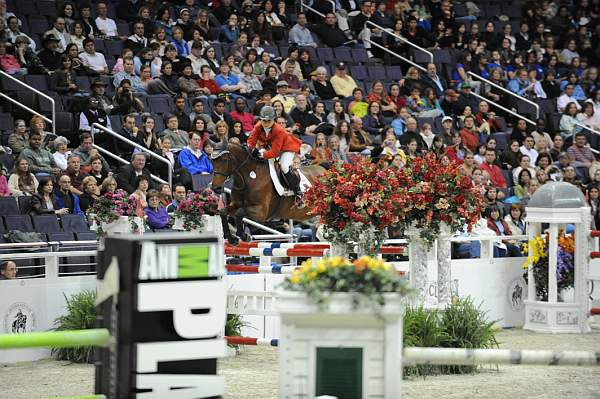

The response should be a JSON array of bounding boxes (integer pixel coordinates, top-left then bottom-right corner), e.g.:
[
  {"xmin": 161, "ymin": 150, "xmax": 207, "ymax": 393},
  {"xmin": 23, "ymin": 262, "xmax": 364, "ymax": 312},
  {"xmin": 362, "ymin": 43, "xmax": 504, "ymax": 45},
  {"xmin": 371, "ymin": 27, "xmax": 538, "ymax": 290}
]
[{"xmin": 227, "ymin": 235, "xmax": 240, "ymax": 246}]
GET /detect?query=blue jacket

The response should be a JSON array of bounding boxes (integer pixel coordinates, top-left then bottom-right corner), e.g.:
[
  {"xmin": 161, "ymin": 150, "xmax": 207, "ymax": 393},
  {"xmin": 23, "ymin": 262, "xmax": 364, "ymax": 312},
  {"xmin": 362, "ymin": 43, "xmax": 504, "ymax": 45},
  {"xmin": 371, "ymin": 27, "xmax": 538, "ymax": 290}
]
[
  {"xmin": 144, "ymin": 206, "xmax": 169, "ymax": 229},
  {"xmin": 178, "ymin": 147, "xmax": 214, "ymax": 175},
  {"xmin": 55, "ymin": 191, "xmax": 83, "ymax": 215}
]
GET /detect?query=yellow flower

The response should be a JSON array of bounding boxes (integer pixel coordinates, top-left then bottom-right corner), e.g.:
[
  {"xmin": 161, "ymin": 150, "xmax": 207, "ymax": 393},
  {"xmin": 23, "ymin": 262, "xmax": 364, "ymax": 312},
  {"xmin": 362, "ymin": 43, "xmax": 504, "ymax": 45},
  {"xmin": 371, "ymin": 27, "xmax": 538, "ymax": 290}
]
[
  {"xmin": 330, "ymin": 256, "xmax": 344, "ymax": 268},
  {"xmin": 317, "ymin": 260, "xmax": 327, "ymax": 273}
]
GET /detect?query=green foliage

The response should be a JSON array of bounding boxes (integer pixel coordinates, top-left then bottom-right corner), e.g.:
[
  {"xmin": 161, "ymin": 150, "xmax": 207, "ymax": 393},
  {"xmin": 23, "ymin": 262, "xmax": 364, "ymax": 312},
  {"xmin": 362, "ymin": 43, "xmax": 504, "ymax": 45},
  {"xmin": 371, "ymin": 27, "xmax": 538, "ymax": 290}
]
[
  {"xmin": 225, "ymin": 314, "xmax": 246, "ymax": 337},
  {"xmin": 403, "ymin": 296, "xmax": 499, "ymax": 377},
  {"xmin": 51, "ymin": 290, "xmax": 97, "ymax": 363}
]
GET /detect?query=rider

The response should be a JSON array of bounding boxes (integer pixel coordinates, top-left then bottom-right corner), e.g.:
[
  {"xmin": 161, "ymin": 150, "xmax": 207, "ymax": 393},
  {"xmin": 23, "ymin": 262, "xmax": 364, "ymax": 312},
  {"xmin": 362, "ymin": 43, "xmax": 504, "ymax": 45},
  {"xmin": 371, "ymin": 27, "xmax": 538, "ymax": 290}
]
[{"xmin": 247, "ymin": 106, "xmax": 303, "ymax": 197}]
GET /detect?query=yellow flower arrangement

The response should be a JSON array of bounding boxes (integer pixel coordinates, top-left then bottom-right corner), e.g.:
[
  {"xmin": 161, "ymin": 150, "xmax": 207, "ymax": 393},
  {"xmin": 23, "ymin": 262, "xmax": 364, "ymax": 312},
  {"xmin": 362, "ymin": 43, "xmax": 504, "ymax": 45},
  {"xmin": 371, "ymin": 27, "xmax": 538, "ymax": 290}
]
[{"xmin": 282, "ymin": 256, "xmax": 410, "ymax": 310}]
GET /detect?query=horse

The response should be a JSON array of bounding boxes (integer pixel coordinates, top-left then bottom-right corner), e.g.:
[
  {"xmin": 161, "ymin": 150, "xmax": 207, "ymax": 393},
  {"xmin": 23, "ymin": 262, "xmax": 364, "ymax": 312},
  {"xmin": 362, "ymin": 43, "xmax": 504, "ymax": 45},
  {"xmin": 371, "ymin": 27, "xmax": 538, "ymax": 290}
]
[
  {"xmin": 211, "ymin": 142, "xmax": 325, "ymax": 243},
  {"xmin": 12, "ymin": 310, "xmax": 27, "ymax": 333}
]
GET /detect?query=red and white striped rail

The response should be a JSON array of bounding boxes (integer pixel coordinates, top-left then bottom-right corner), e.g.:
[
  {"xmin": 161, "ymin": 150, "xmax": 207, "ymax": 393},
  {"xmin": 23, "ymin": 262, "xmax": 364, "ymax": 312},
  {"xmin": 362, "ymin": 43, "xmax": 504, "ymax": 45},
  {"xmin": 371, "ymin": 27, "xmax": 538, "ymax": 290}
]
[
  {"xmin": 226, "ymin": 264, "xmax": 299, "ymax": 274},
  {"xmin": 224, "ymin": 242, "xmax": 405, "ymax": 256},
  {"xmin": 225, "ymin": 336, "xmax": 278, "ymax": 347}
]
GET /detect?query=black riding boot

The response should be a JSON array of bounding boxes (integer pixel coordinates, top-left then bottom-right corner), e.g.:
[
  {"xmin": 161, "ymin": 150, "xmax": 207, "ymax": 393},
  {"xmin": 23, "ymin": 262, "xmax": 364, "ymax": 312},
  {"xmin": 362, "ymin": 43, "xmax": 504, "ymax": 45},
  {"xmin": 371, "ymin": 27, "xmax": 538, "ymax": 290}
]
[{"xmin": 284, "ymin": 170, "xmax": 301, "ymax": 195}]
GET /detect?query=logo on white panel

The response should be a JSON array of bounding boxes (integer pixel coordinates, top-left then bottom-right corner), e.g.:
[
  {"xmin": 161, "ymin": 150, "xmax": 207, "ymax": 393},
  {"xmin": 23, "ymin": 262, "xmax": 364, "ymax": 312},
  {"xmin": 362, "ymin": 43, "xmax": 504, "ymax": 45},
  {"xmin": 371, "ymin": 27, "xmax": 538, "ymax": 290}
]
[
  {"xmin": 508, "ymin": 278, "xmax": 526, "ymax": 311},
  {"xmin": 3, "ymin": 302, "xmax": 36, "ymax": 334}
]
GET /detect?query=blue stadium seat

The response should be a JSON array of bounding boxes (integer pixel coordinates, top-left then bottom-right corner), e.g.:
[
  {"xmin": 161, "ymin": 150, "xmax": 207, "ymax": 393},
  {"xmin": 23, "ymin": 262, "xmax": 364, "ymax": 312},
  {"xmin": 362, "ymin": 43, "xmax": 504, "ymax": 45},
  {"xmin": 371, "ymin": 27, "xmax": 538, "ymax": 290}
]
[
  {"xmin": 317, "ymin": 47, "xmax": 335, "ymax": 63},
  {"xmin": 17, "ymin": 196, "xmax": 32, "ymax": 214},
  {"xmin": 367, "ymin": 65, "xmax": 386, "ymax": 80},
  {"xmin": 27, "ymin": 17, "xmax": 49, "ymax": 35},
  {"xmin": 351, "ymin": 48, "xmax": 369, "ymax": 64},
  {"xmin": 5, "ymin": 215, "xmax": 34, "ymax": 232},
  {"xmin": 32, "ymin": 215, "xmax": 61, "ymax": 233},
  {"xmin": 349, "ymin": 65, "xmax": 368, "ymax": 81},
  {"xmin": 47, "ymin": 232, "xmax": 75, "ymax": 242},
  {"xmin": 24, "ymin": 75, "xmax": 49, "ymax": 92},
  {"xmin": 60, "ymin": 214, "xmax": 90, "ymax": 233},
  {"xmin": 37, "ymin": 1, "xmax": 58, "ymax": 18},
  {"xmin": 76, "ymin": 231, "xmax": 98, "ymax": 241},
  {"xmin": 385, "ymin": 66, "xmax": 403, "ymax": 81},
  {"xmin": 0, "ymin": 197, "xmax": 19, "ymax": 216},
  {"xmin": 333, "ymin": 47, "xmax": 353, "ymax": 64}
]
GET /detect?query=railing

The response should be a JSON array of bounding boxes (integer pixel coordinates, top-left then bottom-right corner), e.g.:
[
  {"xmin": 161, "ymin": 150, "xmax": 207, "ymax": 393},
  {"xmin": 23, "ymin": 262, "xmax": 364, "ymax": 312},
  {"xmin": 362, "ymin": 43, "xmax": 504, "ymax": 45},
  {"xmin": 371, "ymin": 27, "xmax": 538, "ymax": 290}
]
[
  {"xmin": 366, "ymin": 21, "xmax": 434, "ymax": 64},
  {"xmin": 468, "ymin": 71, "xmax": 540, "ymax": 119},
  {"xmin": 469, "ymin": 91, "xmax": 537, "ymax": 126},
  {"xmin": 0, "ymin": 70, "xmax": 56, "ymax": 135},
  {"xmin": 364, "ymin": 39, "xmax": 427, "ymax": 73},
  {"xmin": 574, "ymin": 122, "xmax": 600, "ymax": 154},
  {"xmin": 326, "ymin": 0, "xmax": 335, "ymax": 13},
  {"xmin": 300, "ymin": 1, "xmax": 325, "ymax": 18},
  {"xmin": 92, "ymin": 123, "xmax": 172, "ymax": 187}
]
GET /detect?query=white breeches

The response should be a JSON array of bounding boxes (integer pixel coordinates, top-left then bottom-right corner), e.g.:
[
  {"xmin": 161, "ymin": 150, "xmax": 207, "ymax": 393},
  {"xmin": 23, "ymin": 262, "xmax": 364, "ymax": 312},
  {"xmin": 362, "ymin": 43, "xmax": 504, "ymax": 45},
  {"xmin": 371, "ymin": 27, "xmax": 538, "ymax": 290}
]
[{"xmin": 279, "ymin": 151, "xmax": 295, "ymax": 174}]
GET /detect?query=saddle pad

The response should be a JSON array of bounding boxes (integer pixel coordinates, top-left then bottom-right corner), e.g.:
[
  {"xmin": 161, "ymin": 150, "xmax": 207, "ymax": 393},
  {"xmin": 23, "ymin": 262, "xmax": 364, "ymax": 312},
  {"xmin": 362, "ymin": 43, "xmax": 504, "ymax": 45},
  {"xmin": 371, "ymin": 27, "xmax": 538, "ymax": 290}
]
[{"xmin": 268, "ymin": 158, "xmax": 311, "ymax": 196}]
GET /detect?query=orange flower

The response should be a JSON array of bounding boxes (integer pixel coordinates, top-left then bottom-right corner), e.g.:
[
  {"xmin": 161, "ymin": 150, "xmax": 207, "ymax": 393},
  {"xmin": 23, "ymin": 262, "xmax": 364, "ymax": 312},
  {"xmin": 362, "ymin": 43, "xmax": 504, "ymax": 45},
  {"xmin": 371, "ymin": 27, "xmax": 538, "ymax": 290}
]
[{"xmin": 353, "ymin": 258, "xmax": 368, "ymax": 273}]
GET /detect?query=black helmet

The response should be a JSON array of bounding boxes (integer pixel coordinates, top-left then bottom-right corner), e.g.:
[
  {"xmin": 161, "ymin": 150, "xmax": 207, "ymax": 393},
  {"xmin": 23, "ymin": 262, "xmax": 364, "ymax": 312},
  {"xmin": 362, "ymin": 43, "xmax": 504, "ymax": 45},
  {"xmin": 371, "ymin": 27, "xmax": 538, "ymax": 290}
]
[{"xmin": 259, "ymin": 105, "xmax": 276, "ymax": 121}]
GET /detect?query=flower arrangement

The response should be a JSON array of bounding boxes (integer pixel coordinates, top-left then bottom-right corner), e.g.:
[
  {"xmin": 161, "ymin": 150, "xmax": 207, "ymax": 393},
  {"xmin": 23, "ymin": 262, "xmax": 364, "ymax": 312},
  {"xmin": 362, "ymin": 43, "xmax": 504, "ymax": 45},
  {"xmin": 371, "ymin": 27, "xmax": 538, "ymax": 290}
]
[
  {"xmin": 521, "ymin": 231, "xmax": 575, "ymax": 301},
  {"xmin": 305, "ymin": 153, "xmax": 484, "ymax": 252},
  {"xmin": 87, "ymin": 189, "xmax": 138, "ymax": 235},
  {"xmin": 394, "ymin": 153, "xmax": 484, "ymax": 246},
  {"xmin": 173, "ymin": 188, "xmax": 219, "ymax": 231},
  {"xmin": 281, "ymin": 256, "xmax": 411, "ymax": 310},
  {"xmin": 305, "ymin": 156, "xmax": 408, "ymax": 255}
]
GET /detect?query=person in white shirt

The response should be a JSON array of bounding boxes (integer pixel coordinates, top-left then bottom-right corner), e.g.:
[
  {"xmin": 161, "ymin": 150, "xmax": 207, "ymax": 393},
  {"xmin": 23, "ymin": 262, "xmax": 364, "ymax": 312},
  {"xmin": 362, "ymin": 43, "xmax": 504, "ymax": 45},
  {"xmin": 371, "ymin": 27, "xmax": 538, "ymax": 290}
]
[
  {"xmin": 79, "ymin": 38, "xmax": 109, "ymax": 74},
  {"xmin": 557, "ymin": 84, "xmax": 582, "ymax": 112},
  {"xmin": 44, "ymin": 17, "xmax": 70, "ymax": 53},
  {"xmin": 95, "ymin": 1, "xmax": 118, "ymax": 37},
  {"xmin": 519, "ymin": 135, "xmax": 538, "ymax": 165}
]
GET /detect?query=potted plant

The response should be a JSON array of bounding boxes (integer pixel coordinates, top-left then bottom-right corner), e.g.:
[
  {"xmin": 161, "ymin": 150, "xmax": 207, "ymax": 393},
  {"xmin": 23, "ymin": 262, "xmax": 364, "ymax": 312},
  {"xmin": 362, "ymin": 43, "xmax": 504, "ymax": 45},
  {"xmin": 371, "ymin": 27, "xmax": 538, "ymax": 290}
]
[
  {"xmin": 172, "ymin": 188, "xmax": 220, "ymax": 233},
  {"xmin": 522, "ymin": 231, "xmax": 575, "ymax": 302},
  {"xmin": 87, "ymin": 189, "xmax": 144, "ymax": 235}
]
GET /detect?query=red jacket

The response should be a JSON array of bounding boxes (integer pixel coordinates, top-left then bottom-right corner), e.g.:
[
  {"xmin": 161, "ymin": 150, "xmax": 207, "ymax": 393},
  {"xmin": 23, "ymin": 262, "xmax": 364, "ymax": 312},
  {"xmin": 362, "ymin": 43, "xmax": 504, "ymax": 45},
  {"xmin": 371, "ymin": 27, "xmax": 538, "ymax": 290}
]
[
  {"xmin": 487, "ymin": 218, "xmax": 512, "ymax": 237},
  {"xmin": 247, "ymin": 122, "xmax": 302, "ymax": 159},
  {"xmin": 480, "ymin": 162, "xmax": 508, "ymax": 188},
  {"xmin": 460, "ymin": 128, "xmax": 479, "ymax": 153},
  {"xmin": 230, "ymin": 110, "xmax": 256, "ymax": 133}
]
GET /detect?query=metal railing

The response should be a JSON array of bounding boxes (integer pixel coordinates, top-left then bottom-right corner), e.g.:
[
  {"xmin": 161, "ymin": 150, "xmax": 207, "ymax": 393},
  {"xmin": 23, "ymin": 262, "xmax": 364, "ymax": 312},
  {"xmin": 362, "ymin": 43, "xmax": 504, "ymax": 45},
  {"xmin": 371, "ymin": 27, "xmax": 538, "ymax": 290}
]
[
  {"xmin": 367, "ymin": 21, "xmax": 434, "ymax": 64},
  {"xmin": 469, "ymin": 91, "xmax": 537, "ymax": 126},
  {"xmin": 93, "ymin": 144, "xmax": 168, "ymax": 185},
  {"xmin": 468, "ymin": 71, "xmax": 540, "ymax": 119},
  {"xmin": 365, "ymin": 39, "xmax": 427, "ymax": 73},
  {"xmin": 300, "ymin": 1, "xmax": 325, "ymax": 18},
  {"xmin": 0, "ymin": 70, "xmax": 56, "ymax": 135},
  {"xmin": 92, "ymin": 123, "xmax": 172, "ymax": 187},
  {"xmin": 326, "ymin": 0, "xmax": 335, "ymax": 13}
]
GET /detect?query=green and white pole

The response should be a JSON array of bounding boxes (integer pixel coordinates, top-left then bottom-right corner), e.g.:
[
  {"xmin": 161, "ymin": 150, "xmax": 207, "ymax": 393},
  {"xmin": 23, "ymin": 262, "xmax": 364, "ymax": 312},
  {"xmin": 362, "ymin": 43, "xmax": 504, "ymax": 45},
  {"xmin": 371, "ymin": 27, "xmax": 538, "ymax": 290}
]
[{"xmin": 0, "ymin": 328, "xmax": 111, "ymax": 349}]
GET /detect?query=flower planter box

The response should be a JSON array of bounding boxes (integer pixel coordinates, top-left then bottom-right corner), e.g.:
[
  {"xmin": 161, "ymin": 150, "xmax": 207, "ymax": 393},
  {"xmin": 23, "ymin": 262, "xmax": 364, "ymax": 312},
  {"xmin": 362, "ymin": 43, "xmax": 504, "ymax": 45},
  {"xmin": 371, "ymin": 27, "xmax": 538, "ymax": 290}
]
[
  {"xmin": 276, "ymin": 290, "xmax": 405, "ymax": 398},
  {"xmin": 100, "ymin": 216, "xmax": 144, "ymax": 235},
  {"xmin": 173, "ymin": 215, "xmax": 223, "ymax": 237}
]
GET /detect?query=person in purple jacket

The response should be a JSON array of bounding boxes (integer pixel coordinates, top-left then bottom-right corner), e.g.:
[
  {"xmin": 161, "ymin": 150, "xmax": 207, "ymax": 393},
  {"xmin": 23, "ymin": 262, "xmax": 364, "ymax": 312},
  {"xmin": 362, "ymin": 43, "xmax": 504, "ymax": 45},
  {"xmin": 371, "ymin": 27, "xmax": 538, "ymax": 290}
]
[{"xmin": 144, "ymin": 190, "xmax": 169, "ymax": 230}]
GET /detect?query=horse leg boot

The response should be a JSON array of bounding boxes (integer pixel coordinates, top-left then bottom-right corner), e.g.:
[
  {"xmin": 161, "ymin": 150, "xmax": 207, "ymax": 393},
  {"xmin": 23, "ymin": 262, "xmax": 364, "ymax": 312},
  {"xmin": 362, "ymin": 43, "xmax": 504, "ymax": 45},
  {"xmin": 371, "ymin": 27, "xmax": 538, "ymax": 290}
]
[{"xmin": 219, "ymin": 210, "xmax": 239, "ymax": 245}]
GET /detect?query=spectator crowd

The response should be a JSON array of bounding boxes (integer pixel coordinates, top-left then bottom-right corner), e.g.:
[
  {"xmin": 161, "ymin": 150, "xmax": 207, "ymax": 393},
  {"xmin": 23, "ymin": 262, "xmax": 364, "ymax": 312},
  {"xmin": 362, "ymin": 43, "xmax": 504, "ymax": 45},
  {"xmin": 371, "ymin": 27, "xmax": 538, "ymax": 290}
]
[{"xmin": 0, "ymin": 0, "xmax": 600, "ymax": 255}]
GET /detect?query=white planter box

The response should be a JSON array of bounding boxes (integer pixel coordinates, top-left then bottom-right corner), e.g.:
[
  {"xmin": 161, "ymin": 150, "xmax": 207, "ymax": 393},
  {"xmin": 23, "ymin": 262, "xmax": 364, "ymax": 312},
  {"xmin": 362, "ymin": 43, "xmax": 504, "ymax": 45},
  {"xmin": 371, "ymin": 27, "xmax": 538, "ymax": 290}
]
[
  {"xmin": 173, "ymin": 215, "xmax": 223, "ymax": 237},
  {"xmin": 277, "ymin": 291, "xmax": 405, "ymax": 399},
  {"xmin": 100, "ymin": 216, "xmax": 144, "ymax": 235}
]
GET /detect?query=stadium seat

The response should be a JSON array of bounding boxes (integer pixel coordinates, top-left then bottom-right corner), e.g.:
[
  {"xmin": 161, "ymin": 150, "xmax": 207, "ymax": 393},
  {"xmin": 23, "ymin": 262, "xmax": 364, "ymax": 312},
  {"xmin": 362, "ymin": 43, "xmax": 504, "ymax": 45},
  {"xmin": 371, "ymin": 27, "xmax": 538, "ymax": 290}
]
[
  {"xmin": 0, "ymin": 197, "xmax": 19, "ymax": 216},
  {"xmin": 76, "ymin": 231, "xmax": 98, "ymax": 241},
  {"xmin": 317, "ymin": 47, "xmax": 335, "ymax": 63},
  {"xmin": 385, "ymin": 66, "xmax": 403, "ymax": 81},
  {"xmin": 54, "ymin": 112, "xmax": 75, "ymax": 137},
  {"xmin": 349, "ymin": 65, "xmax": 368, "ymax": 81},
  {"xmin": 27, "ymin": 16, "xmax": 49, "ymax": 35},
  {"xmin": 24, "ymin": 75, "xmax": 49, "ymax": 92},
  {"xmin": 262, "ymin": 45, "xmax": 280, "ymax": 58},
  {"xmin": 17, "ymin": 196, "xmax": 32, "ymax": 214},
  {"xmin": 16, "ymin": 0, "xmax": 37, "ymax": 16},
  {"xmin": 76, "ymin": 76, "xmax": 91, "ymax": 91},
  {"xmin": 105, "ymin": 40, "xmax": 124, "ymax": 58},
  {"xmin": 60, "ymin": 214, "xmax": 91, "ymax": 233},
  {"xmin": 333, "ymin": 47, "xmax": 353, "ymax": 64},
  {"xmin": 4, "ymin": 215, "xmax": 34, "ymax": 232},
  {"xmin": 47, "ymin": 232, "xmax": 75, "ymax": 242},
  {"xmin": 147, "ymin": 95, "xmax": 173, "ymax": 114},
  {"xmin": 351, "ymin": 48, "xmax": 369, "ymax": 64},
  {"xmin": 32, "ymin": 215, "xmax": 61, "ymax": 233},
  {"xmin": 368, "ymin": 65, "xmax": 386, "ymax": 80},
  {"xmin": 0, "ymin": 113, "xmax": 14, "ymax": 133}
]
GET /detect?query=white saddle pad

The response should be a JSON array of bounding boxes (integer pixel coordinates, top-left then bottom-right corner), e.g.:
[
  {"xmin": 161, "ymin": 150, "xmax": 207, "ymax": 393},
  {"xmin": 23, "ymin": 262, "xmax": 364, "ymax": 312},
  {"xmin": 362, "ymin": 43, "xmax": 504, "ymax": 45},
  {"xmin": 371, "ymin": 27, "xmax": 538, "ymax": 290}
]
[{"xmin": 268, "ymin": 158, "xmax": 311, "ymax": 196}]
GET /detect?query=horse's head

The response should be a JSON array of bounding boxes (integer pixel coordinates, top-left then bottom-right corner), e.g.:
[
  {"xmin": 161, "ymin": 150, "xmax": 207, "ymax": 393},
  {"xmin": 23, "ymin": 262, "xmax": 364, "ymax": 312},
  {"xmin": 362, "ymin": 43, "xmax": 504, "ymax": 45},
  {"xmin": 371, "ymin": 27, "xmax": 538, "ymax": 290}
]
[{"xmin": 210, "ymin": 142, "xmax": 248, "ymax": 194}]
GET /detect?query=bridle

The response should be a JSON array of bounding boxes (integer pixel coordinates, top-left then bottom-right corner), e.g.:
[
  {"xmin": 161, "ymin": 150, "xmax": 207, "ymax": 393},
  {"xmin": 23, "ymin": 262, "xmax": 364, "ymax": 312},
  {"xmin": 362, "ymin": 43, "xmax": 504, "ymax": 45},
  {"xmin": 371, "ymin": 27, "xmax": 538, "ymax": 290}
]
[{"xmin": 213, "ymin": 150, "xmax": 251, "ymax": 192}]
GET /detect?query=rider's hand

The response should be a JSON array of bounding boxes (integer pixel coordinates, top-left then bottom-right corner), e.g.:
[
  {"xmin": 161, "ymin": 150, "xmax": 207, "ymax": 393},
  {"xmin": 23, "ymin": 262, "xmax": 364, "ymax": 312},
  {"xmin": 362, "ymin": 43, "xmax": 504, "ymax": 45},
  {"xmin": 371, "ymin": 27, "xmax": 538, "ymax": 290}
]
[{"xmin": 251, "ymin": 148, "xmax": 260, "ymax": 158}]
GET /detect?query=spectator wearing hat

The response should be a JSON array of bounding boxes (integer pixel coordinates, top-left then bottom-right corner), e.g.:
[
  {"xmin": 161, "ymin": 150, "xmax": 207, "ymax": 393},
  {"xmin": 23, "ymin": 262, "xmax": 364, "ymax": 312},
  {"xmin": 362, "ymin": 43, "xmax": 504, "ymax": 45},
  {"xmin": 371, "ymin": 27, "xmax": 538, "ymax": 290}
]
[
  {"xmin": 330, "ymin": 63, "xmax": 358, "ymax": 99},
  {"xmin": 288, "ymin": 12, "xmax": 316, "ymax": 47},
  {"xmin": 52, "ymin": 136, "xmax": 71, "ymax": 171},
  {"xmin": 187, "ymin": 42, "xmax": 207, "ymax": 76},
  {"xmin": 456, "ymin": 82, "xmax": 479, "ymax": 115},
  {"xmin": 79, "ymin": 38, "xmax": 108, "ymax": 75},
  {"xmin": 37, "ymin": 34, "xmax": 62, "ymax": 72},
  {"xmin": 79, "ymin": 96, "xmax": 112, "ymax": 134},
  {"xmin": 89, "ymin": 79, "xmax": 114, "ymax": 113},
  {"xmin": 272, "ymin": 81, "xmax": 296, "ymax": 113},
  {"xmin": 439, "ymin": 116, "xmax": 456, "ymax": 146}
]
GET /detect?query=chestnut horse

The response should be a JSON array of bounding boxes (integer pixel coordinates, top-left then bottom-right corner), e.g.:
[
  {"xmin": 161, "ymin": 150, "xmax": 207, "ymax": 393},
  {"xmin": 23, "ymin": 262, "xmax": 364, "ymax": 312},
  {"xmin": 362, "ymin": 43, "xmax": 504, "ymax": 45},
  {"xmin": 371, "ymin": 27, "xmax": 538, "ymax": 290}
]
[{"xmin": 211, "ymin": 142, "xmax": 325, "ymax": 243}]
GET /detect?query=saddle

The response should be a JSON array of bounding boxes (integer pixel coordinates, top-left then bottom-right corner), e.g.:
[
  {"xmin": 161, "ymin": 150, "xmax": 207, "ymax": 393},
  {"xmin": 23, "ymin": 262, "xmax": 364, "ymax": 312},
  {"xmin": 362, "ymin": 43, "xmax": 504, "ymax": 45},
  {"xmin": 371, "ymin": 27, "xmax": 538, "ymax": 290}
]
[{"xmin": 267, "ymin": 159, "xmax": 311, "ymax": 197}]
